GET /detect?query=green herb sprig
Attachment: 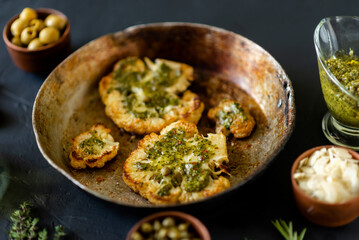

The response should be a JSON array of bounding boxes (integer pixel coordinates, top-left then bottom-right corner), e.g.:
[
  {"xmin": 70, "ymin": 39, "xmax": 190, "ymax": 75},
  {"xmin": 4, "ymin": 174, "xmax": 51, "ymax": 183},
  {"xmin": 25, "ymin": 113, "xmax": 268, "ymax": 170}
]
[
  {"xmin": 54, "ymin": 225, "xmax": 66, "ymax": 240},
  {"xmin": 8, "ymin": 202, "xmax": 66, "ymax": 240},
  {"xmin": 272, "ymin": 219, "xmax": 306, "ymax": 240}
]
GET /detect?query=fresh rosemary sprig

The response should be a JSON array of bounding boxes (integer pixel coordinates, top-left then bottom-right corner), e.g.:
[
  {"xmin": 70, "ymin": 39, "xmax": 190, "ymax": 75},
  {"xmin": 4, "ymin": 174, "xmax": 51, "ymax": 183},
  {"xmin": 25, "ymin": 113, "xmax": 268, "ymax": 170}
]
[
  {"xmin": 8, "ymin": 202, "xmax": 41, "ymax": 240},
  {"xmin": 54, "ymin": 225, "xmax": 67, "ymax": 240},
  {"xmin": 38, "ymin": 229, "xmax": 48, "ymax": 240},
  {"xmin": 8, "ymin": 202, "xmax": 66, "ymax": 240},
  {"xmin": 272, "ymin": 219, "xmax": 306, "ymax": 240}
]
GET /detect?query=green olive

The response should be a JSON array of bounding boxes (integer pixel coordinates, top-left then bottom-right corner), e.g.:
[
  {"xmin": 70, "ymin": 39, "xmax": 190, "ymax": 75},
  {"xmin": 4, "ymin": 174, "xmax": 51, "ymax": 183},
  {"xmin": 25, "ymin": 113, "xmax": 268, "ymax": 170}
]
[
  {"xmin": 11, "ymin": 36, "xmax": 22, "ymax": 46},
  {"xmin": 156, "ymin": 228, "xmax": 168, "ymax": 239},
  {"xmin": 30, "ymin": 19, "xmax": 45, "ymax": 32},
  {"xmin": 44, "ymin": 14, "xmax": 67, "ymax": 30},
  {"xmin": 140, "ymin": 222, "xmax": 152, "ymax": 233},
  {"xmin": 180, "ymin": 231, "xmax": 191, "ymax": 238},
  {"xmin": 162, "ymin": 217, "xmax": 175, "ymax": 227},
  {"xmin": 39, "ymin": 27, "xmax": 60, "ymax": 44},
  {"xmin": 130, "ymin": 232, "xmax": 144, "ymax": 240},
  {"xmin": 168, "ymin": 227, "xmax": 181, "ymax": 239},
  {"xmin": 19, "ymin": 8, "xmax": 37, "ymax": 21},
  {"xmin": 153, "ymin": 220, "xmax": 161, "ymax": 231},
  {"xmin": 20, "ymin": 27, "xmax": 37, "ymax": 45},
  {"xmin": 28, "ymin": 38, "xmax": 43, "ymax": 50},
  {"xmin": 178, "ymin": 222, "xmax": 189, "ymax": 231},
  {"xmin": 10, "ymin": 18, "xmax": 29, "ymax": 37}
]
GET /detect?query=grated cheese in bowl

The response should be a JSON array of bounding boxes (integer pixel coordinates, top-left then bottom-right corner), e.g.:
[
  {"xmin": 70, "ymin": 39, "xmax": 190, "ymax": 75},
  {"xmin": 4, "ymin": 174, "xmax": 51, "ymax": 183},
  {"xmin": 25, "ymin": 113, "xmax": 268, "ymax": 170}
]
[{"xmin": 294, "ymin": 147, "xmax": 359, "ymax": 203}]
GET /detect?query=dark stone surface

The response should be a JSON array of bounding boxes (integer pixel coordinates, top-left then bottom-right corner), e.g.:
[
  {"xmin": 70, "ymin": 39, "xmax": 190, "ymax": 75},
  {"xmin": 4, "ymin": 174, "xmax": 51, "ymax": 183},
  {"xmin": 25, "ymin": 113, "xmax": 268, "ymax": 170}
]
[{"xmin": 0, "ymin": 0, "xmax": 358, "ymax": 239}]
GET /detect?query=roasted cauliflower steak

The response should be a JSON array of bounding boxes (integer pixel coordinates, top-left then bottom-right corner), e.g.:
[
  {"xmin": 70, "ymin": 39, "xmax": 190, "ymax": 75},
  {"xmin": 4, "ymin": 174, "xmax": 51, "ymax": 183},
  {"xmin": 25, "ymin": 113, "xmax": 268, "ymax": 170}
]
[
  {"xmin": 99, "ymin": 57, "xmax": 204, "ymax": 135},
  {"xmin": 69, "ymin": 124, "xmax": 119, "ymax": 169},
  {"xmin": 123, "ymin": 120, "xmax": 230, "ymax": 205},
  {"xmin": 208, "ymin": 99, "xmax": 256, "ymax": 138}
]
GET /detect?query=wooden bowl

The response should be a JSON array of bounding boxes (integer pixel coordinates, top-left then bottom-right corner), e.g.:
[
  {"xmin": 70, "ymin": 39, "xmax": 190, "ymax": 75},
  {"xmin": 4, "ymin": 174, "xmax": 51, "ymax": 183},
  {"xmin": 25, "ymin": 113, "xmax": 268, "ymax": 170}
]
[
  {"xmin": 2, "ymin": 8, "xmax": 71, "ymax": 73},
  {"xmin": 126, "ymin": 211, "xmax": 211, "ymax": 240},
  {"xmin": 33, "ymin": 23, "xmax": 295, "ymax": 207},
  {"xmin": 291, "ymin": 145, "xmax": 359, "ymax": 227}
]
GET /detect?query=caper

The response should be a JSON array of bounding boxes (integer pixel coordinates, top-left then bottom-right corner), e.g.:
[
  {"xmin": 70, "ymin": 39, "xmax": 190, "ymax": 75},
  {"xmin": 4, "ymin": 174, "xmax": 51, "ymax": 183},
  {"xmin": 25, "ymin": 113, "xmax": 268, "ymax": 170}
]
[
  {"xmin": 20, "ymin": 27, "xmax": 37, "ymax": 45},
  {"xmin": 168, "ymin": 227, "xmax": 181, "ymax": 239},
  {"xmin": 19, "ymin": 7, "xmax": 37, "ymax": 21},
  {"xmin": 162, "ymin": 217, "xmax": 175, "ymax": 227},
  {"xmin": 161, "ymin": 166, "xmax": 171, "ymax": 176},
  {"xmin": 39, "ymin": 27, "xmax": 60, "ymax": 44},
  {"xmin": 140, "ymin": 222, "xmax": 152, "ymax": 233},
  {"xmin": 131, "ymin": 232, "xmax": 144, "ymax": 240},
  {"xmin": 27, "ymin": 38, "xmax": 43, "ymax": 50},
  {"xmin": 29, "ymin": 19, "xmax": 45, "ymax": 32},
  {"xmin": 153, "ymin": 220, "xmax": 161, "ymax": 231},
  {"xmin": 10, "ymin": 18, "xmax": 29, "ymax": 37},
  {"xmin": 44, "ymin": 14, "xmax": 67, "ymax": 30},
  {"xmin": 11, "ymin": 36, "xmax": 22, "ymax": 46},
  {"xmin": 174, "ymin": 171, "xmax": 182, "ymax": 184}
]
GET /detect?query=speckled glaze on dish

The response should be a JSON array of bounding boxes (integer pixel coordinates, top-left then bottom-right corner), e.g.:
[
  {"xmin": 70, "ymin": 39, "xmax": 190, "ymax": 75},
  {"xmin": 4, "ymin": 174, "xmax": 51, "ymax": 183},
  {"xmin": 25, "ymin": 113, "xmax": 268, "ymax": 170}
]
[
  {"xmin": 126, "ymin": 211, "xmax": 211, "ymax": 240},
  {"xmin": 291, "ymin": 145, "xmax": 359, "ymax": 227},
  {"xmin": 2, "ymin": 8, "xmax": 71, "ymax": 73},
  {"xmin": 32, "ymin": 23, "xmax": 295, "ymax": 207}
]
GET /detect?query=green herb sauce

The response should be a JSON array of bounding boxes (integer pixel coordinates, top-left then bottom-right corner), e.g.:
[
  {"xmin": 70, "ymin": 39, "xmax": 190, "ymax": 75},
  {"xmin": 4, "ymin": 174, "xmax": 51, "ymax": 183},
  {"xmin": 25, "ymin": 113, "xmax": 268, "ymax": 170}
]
[
  {"xmin": 320, "ymin": 50, "xmax": 359, "ymax": 127},
  {"xmin": 326, "ymin": 50, "xmax": 359, "ymax": 96},
  {"xmin": 218, "ymin": 102, "xmax": 248, "ymax": 130},
  {"xmin": 110, "ymin": 57, "xmax": 181, "ymax": 119},
  {"xmin": 183, "ymin": 162, "xmax": 210, "ymax": 192},
  {"xmin": 136, "ymin": 127, "xmax": 216, "ymax": 196},
  {"xmin": 79, "ymin": 130, "xmax": 105, "ymax": 155},
  {"xmin": 135, "ymin": 162, "xmax": 149, "ymax": 171},
  {"xmin": 158, "ymin": 183, "xmax": 172, "ymax": 197}
]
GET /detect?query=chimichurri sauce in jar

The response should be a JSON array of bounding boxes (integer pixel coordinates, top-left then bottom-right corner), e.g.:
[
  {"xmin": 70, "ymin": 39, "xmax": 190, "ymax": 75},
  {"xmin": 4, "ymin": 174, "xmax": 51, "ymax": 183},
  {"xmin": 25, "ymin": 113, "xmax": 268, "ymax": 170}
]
[
  {"xmin": 320, "ymin": 50, "xmax": 359, "ymax": 128},
  {"xmin": 326, "ymin": 50, "xmax": 359, "ymax": 96}
]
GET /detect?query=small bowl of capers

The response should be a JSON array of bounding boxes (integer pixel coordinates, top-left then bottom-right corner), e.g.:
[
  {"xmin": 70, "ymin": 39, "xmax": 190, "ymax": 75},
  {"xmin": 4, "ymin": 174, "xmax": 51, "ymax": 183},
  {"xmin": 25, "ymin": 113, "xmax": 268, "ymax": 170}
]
[
  {"xmin": 2, "ymin": 7, "xmax": 71, "ymax": 73},
  {"xmin": 126, "ymin": 211, "xmax": 211, "ymax": 240}
]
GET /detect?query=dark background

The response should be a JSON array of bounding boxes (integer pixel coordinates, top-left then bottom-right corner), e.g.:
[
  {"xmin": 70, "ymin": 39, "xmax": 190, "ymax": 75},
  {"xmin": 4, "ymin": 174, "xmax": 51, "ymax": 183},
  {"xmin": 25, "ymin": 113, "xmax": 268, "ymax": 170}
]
[{"xmin": 1, "ymin": 0, "xmax": 359, "ymax": 239}]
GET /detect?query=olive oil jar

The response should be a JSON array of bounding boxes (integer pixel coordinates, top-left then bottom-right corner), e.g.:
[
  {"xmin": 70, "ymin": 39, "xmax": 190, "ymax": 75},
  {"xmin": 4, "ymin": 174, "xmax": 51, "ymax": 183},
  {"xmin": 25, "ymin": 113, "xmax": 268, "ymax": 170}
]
[{"xmin": 314, "ymin": 16, "xmax": 359, "ymax": 150}]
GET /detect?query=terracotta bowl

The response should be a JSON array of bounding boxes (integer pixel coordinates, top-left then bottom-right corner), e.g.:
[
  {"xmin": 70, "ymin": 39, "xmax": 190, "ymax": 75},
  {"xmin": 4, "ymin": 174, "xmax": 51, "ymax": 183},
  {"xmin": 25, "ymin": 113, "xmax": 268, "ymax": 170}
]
[
  {"xmin": 126, "ymin": 211, "xmax": 211, "ymax": 240},
  {"xmin": 2, "ymin": 8, "xmax": 71, "ymax": 73},
  {"xmin": 291, "ymin": 145, "xmax": 359, "ymax": 227}
]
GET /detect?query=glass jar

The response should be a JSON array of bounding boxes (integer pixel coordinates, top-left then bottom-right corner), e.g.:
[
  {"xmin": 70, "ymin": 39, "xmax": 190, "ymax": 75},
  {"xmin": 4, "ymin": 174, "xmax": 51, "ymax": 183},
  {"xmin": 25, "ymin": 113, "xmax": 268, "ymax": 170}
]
[{"xmin": 314, "ymin": 16, "xmax": 359, "ymax": 150}]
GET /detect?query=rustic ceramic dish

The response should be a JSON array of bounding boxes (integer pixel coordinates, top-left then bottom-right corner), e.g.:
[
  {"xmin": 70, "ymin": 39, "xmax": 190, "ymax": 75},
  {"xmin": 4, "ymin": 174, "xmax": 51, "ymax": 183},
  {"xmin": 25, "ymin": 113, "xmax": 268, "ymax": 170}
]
[
  {"xmin": 291, "ymin": 145, "xmax": 359, "ymax": 227},
  {"xmin": 126, "ymin": 211, "xmax": 211, "ymax": 240},
  {"xmin": 2, "ymin": 8, "xmax": 71, "ymax": 73},
  {"xmin": 32, "ymin": 23, "xmax": 295, "ymax": 207}
]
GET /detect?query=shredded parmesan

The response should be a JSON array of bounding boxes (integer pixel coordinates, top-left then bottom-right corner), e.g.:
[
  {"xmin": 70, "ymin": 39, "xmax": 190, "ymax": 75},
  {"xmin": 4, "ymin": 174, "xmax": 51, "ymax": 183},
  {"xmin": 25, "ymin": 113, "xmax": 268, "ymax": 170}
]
[{"xmin": 294, "ymin": 147, "xmax": 359, "ymax": 203}]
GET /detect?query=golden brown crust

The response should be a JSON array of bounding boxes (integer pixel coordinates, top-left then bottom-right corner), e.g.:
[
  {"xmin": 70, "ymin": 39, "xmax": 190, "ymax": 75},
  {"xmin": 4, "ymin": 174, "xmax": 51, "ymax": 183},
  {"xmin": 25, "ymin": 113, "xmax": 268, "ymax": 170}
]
[
  {"xmin": 69, "ymin": 124, "xmax": 119, "ymax": 169},
  {"xmin": 98, "ymin": 58, "xmax": 204, "ymax": 135},
  {"xmin": 208, "ymin": 99, "xmax": 256, "ymax": 138},
  {"xmin": 122, "ymin": 120, "xmax": 230, "ymax": 205},
  {"xmin": 231, "ymin": 115, "xmax": 256, "ymax": 138}
]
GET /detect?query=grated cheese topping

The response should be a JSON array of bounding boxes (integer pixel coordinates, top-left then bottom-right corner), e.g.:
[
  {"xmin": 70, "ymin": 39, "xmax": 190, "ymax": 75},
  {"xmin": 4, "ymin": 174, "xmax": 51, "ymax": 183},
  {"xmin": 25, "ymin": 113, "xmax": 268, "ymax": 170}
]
[{"xmin": 294, "ymin": 147, "xmax": 359, "ymax": 203}]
